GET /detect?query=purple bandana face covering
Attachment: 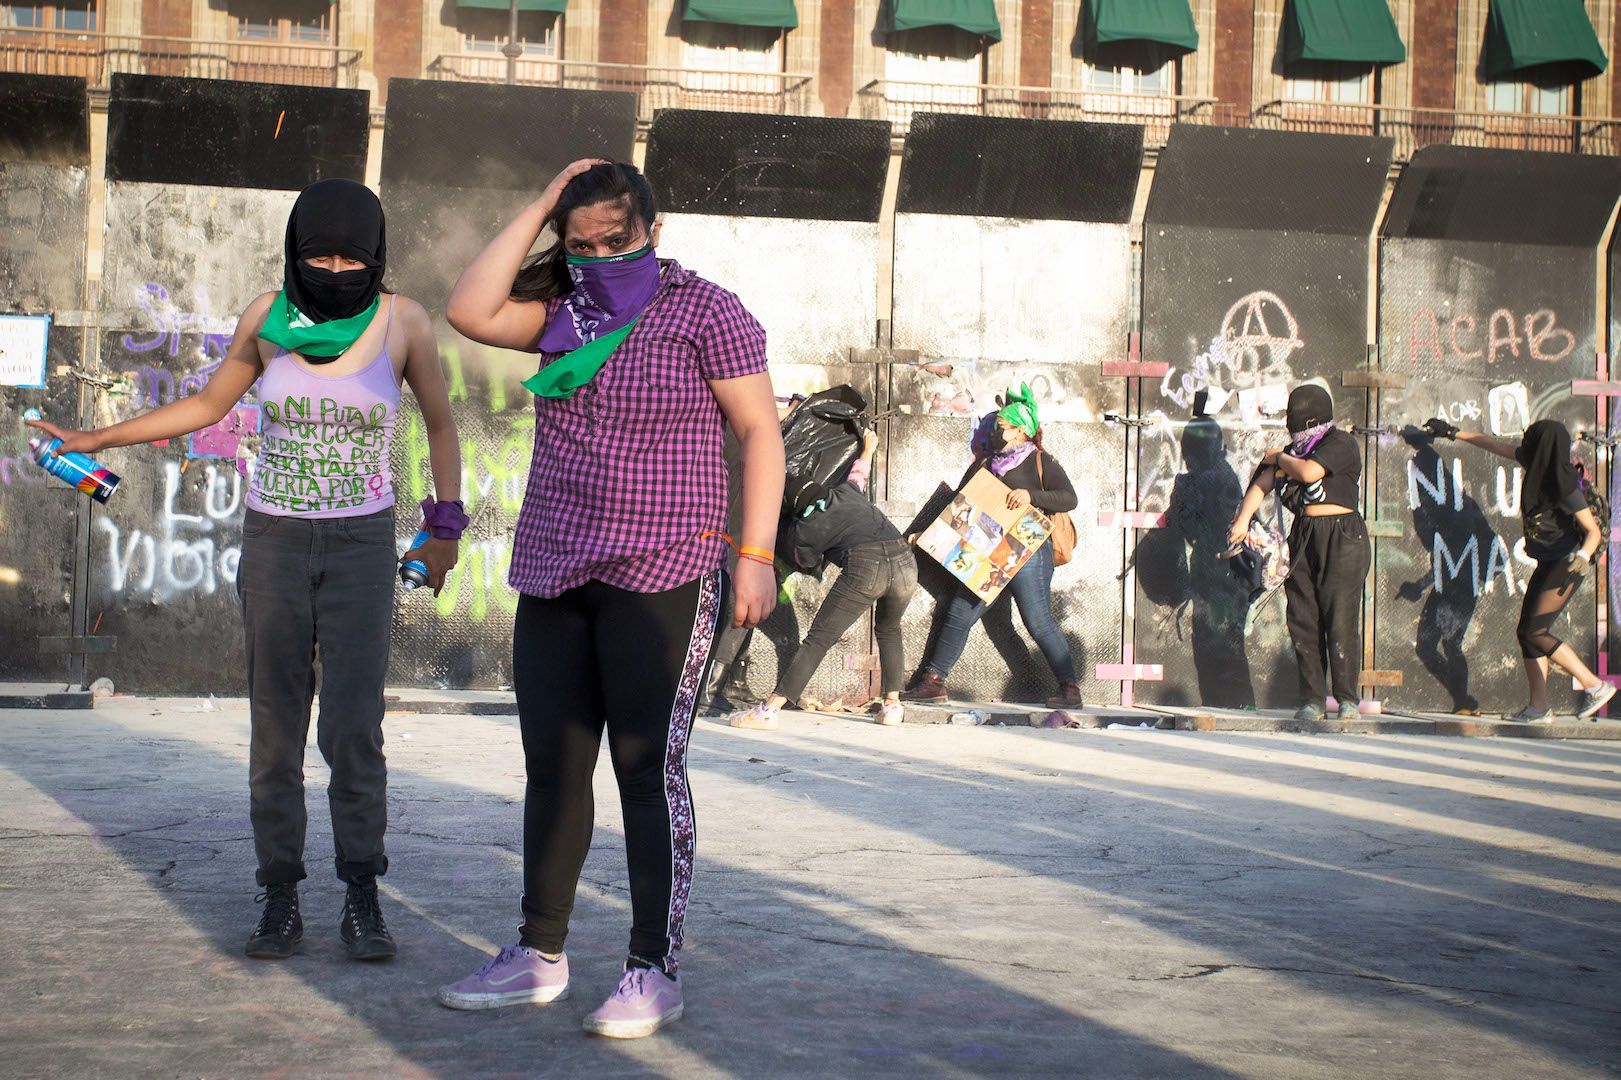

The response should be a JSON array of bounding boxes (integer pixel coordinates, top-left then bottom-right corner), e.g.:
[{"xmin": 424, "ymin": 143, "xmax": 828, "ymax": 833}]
[
  {"xmin": 988, "ymin": 442, "xmax": 1036, "ymax": 477},
  {"xmin": 1290, "ymin": 421, "xmax": 1334, "ymax": 458},
  {"xmin": 536, "ymin": 245, "xmax": 661, "ymax": 354}
]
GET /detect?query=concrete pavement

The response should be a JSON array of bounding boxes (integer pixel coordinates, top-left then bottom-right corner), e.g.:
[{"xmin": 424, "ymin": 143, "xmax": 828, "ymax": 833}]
[{"xmin": 2, "ymin": 695, "xmax": 1619, "ymax": 1078}]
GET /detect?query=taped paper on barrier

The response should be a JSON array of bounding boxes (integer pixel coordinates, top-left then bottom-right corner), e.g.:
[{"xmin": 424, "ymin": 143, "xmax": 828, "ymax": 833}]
[
  {"xmin": 0, "ymin": 314, "xmax": 50, "ymax": 388},
  {"xmin": 916, "ymin": 469, "xmax": 1052, "ymax": 605}
]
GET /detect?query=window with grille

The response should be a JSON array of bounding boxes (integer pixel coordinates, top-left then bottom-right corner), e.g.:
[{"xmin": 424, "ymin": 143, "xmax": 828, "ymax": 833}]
[
  {"xmin": 1, "ymin": 1, "xmax": 95, "ymax": 31},
  {"xmin": 230, "ymin": 2, "xmax": 331, "ymax": 44},
  {"xmin": 460, "ymin": 8, "xmax": 560, "ymax": 57}
]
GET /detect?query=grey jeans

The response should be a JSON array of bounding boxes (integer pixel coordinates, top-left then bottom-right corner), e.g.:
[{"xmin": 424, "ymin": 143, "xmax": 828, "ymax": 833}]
[{"xmin": 238, "ymin": 506, "xmax": 397, "ymax": 886}]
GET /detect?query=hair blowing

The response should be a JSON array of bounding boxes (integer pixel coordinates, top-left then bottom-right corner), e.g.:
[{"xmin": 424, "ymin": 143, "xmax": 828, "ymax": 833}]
[{"xmin": 509, "ymin": 161, "xmax": 659, "ymax": 302}]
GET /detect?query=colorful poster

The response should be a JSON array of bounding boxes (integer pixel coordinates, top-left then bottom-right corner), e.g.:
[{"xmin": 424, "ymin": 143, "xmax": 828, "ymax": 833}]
[
  {"xmin": 0, "ymin": 314, "xmax": 50, "ymax": 388},
  {"xmin": 916, "ymin": 468, "xmax": 1052, "ymax": 604}
]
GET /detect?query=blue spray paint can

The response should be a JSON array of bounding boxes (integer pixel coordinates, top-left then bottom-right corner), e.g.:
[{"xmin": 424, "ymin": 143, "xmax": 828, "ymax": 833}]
[
  {"xmin": 400, "ymin": 529, "xmax": 432, "ymax": 590},
  {"xmin": 30, "ymin": 438, "xmax": 121, "ymax": 503}
]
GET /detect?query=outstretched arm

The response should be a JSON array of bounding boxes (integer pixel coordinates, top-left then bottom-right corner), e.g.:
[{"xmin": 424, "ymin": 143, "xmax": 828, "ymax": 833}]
[
  {"xmin": 1456, "ymin": 430, "xmax": 1521, "ymax": 461},
  {"xmin": 28, "ymin": 293, "xmax": 272, "ymax": 452},
  {"xmin": 1421, "ymin": 417, "xmax": 1518, "ymax": 460}
]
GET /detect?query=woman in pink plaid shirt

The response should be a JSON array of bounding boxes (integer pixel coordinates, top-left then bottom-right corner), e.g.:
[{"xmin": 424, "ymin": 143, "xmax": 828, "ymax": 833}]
[{"xmin": 438, "ymin": 160, "xmax": 783, "ymax": 1039}]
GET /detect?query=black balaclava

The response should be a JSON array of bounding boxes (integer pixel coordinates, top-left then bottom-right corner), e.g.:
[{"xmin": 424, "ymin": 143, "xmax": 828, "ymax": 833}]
[
  {"xmin": 1519, "ymin": 419, "xmax": 1580, "ymax": 513},
  {"xmin": 283, "ymin": 178, "xmax": 386, "ymax": 344},
  {"xmin": 1285, "ymin": 384, "xmax": 1334, "ymax": 434}
]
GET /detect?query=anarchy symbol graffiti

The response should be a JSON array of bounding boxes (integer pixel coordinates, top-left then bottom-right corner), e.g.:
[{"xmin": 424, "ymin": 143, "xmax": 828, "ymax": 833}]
[{"xmin": 1221, "ymin": 289, "xmax": 1304, "ymax": 378}]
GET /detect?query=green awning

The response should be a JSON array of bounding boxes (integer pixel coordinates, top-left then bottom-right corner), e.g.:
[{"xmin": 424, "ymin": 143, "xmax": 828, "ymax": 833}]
[
  {"xmin": 684, "ymin": 0, "xmax": 797, "ymax": 29},
  {"xmin": 1282, "ymin": 0, "xmax": 1405, "ymax": 65},
  {"xmin": 1088, "ymin": 0, "xmax": 1197, "ymax": 53},
  {"xmin": 889, "ymin": 0, "xmax": 1001, "ymax": 42},
  {"xmin": 456, "ymin": 0, "xmax": 568, "ymax": 12},
  {"xmin": 1482, "ymin": 0, "xmax": 1608, "ymax": 78}
]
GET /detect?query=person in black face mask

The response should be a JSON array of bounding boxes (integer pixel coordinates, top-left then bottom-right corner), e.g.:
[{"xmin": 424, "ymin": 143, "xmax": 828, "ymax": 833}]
[
  {"xmin": 1227, "ymin": 383, "xmax": 1370, "ymax": 722},
  {"xmin": 29, "ymin": 177, "xmax": 467, "ymax": 962},
  {"xmin": 1422, "ymin": 415, "xmax": 1614, "ymax": 722}
]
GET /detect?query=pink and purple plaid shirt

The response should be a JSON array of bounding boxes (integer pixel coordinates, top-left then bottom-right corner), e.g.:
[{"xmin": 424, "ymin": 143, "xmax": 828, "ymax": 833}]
[{"xmin": 509, "ymin": 259, "xmax": 769, "ymax": 598}]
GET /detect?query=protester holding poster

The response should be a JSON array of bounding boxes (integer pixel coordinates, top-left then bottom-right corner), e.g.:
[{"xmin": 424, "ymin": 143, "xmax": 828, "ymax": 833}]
[{"xmin": 903, "ymin": 384, "xmax": 1082, "ymax": 709}]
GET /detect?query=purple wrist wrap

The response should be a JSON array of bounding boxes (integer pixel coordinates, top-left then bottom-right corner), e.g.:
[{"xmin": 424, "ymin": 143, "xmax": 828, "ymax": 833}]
[{"xmin": 420, "ymin": 498, "xmax": 469, "ymax": 540}]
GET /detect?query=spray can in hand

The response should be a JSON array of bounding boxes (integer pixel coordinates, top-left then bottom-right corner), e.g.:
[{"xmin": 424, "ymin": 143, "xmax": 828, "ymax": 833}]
[
  {"xmin": 399, "ymin": 529, "xmax": 433, "ymax": 591},
  {"xmin": 30, "ymin": 438, "xmax": 121, "ymax": 503}
]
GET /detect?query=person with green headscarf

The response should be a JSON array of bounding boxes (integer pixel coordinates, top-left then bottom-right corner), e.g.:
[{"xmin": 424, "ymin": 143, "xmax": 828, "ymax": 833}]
[
  {"xmin": 902, "ymin": 383, "xmax": 1083, "ymax": 709},
  {"xmin": 28, "ymin": 178, "xmax": 466, "ymax": 964}
]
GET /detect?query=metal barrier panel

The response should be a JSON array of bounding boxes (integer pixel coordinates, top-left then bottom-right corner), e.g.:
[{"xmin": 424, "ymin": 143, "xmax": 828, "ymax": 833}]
[
  {"xmin": 1136, "ymin": 127, "xmax": 1393, "ymax": 709},
  {"xmin": 77, "ymin": 75, "xmax": 368, "ymax": 693},
  {"xmin": 380, "ymin": 79, "xmax": 637, "ymax": 689},
  {"xmin": 885, "ymin": 114, "xmax": 1141, "ymax": 704},
  {"xmin": 645, "ymin": 111, "xmax": 892, "ymax": 704},
  {"xmin": 0, "ymin": 75, "xmax": 92, "ymax": 682},
  {"xmin": 1373, "ymin": 148, "xmax": 1620, "ymax": 713},
  {"xmin": 85, "ymin": 182, "xmax": 293, "ymax": 694},
  {"xmin": 106, "ymin": 73, "xmax": 368, "ymax": 190}
]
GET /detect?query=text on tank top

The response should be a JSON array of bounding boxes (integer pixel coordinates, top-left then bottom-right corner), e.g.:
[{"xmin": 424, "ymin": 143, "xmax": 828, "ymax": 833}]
[{"xmin": 246, "ymin": 298, "xmax": 402, "ymax": 518}]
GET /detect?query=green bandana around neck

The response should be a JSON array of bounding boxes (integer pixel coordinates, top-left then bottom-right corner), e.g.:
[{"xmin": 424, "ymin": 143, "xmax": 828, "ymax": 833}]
[
  {"xmin": 996, "ymin": 382, "xmax": 1039, "ymax": 437},
  {"xmin": 259, "ymin": 291, "xmax": 380, "ymax": 360},
  {"xmin": 522, "ymin": 313, "xmax": 642, "ymax": 400}
]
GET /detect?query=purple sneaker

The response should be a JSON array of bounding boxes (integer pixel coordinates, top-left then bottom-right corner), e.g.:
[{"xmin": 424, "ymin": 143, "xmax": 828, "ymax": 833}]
[
  {"xmin": 582, "ymin": 965, "xmax": 684, "ymax": 1039},
  {"xmin": 436, "ymin": 945, "xmax": 569, "ymax": 1010}
]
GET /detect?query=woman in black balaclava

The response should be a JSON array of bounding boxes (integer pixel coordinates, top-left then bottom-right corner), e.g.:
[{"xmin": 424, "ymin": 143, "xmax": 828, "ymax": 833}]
[
  {"xmin": 1227, "ymin": 383, "xmax": 1371, "ymax": 722},
  {"xmin": 28, "ymin": 178, "xmax": 466, "ymax": 961},
  {"xmin": 1423, "ymin": 415, "xmax": 1613, "ymax": 722}
]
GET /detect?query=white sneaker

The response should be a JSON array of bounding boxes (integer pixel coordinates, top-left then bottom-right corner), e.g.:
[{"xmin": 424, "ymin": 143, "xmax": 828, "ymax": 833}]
[
  {"xmin": 876, "ymin": 702, "xmax": 905, "ymax": 726},
  {"xmin": 729, "ymin": 704, "xmax": 778, "ymax": 730},
  {"xmin": 1578, "ymin": 682, "xmax": 1617, "ymax": 719}
]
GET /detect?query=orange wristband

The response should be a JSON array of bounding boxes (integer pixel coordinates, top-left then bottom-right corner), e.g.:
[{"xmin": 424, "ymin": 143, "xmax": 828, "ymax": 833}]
[{"xmin": 740, "ymin": 545, "xmax": 775, "ymax": 562}]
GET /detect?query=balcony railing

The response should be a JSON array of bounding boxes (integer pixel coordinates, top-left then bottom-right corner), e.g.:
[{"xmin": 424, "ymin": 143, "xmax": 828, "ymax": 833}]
[
  {"xmin": 1251, "ymin": 99, "xmax": 1621, "ymax": 159},
  {"xmin": 856, "ymin": 79, "xmax": 1219, "ymax": 144},
  {"xmin": 0, "ymin": 26, "xmax": 362, "ymax": 89},
  {"xmin": 429, "ymin": 55, "xmax": 815, "ymax": 123}
]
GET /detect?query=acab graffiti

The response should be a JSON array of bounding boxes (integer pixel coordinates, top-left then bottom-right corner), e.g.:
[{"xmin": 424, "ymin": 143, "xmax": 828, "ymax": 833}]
[{"xmin": 1407, "ymin": 307, "xmax": 1576, "ymax": 367}]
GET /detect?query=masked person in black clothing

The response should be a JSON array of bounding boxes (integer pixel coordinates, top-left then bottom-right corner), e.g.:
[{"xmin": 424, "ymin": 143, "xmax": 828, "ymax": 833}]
[
  {"xmin": 1422, "ymin": 416, "xmax": 1616, "ymax": 723},
  {"xmin": 1228, "ymin": 384, "xmax": 1370, "ymax": 722},
  {"xmin": 903, "ymin": 384, "xmax": 1082, "ymax": 709},
  {"xmin": 732, "ymin": 427, "xmax": 917, "ymax": 728}
]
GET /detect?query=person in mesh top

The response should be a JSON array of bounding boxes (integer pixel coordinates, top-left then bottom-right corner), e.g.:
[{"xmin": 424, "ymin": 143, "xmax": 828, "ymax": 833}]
[
  {"xmin": 438, "ymin": 160, "xmax": 783, "ymax": 1038},
  {"xmin": 1422, "ymin": 415, "xmax": 1615, "ymax": 723}
]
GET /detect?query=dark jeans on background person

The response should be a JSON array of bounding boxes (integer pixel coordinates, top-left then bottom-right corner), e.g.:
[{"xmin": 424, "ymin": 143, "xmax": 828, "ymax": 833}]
[
  {"xmin": 1284, "ymin": 512, "xmax": 1371, "ymax": 706},
  {"xmin": 238, "ymin": 506, "xmax": 397, "ymax": 888},
  {"xmin": 775, "ymin": 538, "xmax": 917, "ymax": 703},
  {"xmin": 925, "ymin": 540, "xmax": 1076, "ymax": 684},
  {"xmin": 513, "ymin": 570, "xmax": 726, "ymax": 974}
]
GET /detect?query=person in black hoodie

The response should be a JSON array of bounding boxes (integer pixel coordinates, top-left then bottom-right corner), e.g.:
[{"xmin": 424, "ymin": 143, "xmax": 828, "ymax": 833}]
[
  {"xmin": 1228, "ymin": 384, "xmax": 1369, "ymax": 723},
  {"xmin": 1422, "ymin": 416, "xmax": 1615, "ymax": 723},
  {"xmin": 732, "ymin": 426, "xmax": 918, "ymax": 728},
  {"xmin": 903, "ymin": 384, "xmax": 1082, "ymax": 708}
]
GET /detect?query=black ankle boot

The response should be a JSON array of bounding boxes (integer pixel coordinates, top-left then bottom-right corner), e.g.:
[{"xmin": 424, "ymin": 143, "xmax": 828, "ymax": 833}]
[
  {"xmin": 246, "ymin": 883, "xmax": 302, "ymax": 959},
  {"xmin": 341, "ymin": 880, "xmax": 397, "ymax": 961}
]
